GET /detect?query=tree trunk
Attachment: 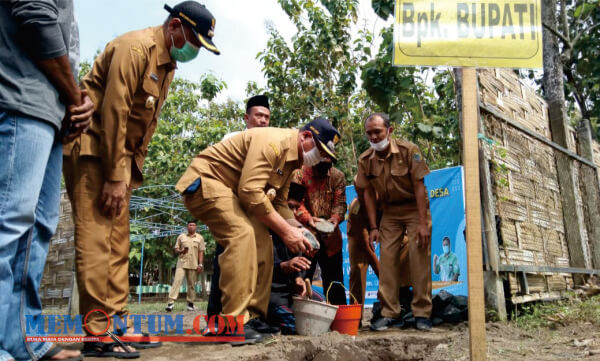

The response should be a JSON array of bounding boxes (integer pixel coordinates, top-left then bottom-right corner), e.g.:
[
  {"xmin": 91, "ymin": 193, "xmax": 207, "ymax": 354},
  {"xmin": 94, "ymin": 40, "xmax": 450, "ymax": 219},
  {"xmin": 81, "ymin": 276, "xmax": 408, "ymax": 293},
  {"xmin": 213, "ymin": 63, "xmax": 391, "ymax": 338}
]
[{"xmin": 542, "ymin": 0, "xmax": 587, "ymax": 284}]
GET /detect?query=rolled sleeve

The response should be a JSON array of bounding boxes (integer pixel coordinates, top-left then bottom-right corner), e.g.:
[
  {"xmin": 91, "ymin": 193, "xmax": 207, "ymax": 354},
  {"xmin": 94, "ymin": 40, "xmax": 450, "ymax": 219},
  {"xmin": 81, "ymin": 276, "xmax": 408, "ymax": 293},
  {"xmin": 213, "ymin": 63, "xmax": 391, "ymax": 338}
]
[
  {"xmin": 274, "ymin": 176, "xmax": 294, "ymax": 220},
  {"xmin": 237, "ymin": 141, "xmax": 278, "ymax": 217},
  {"xmin": 295, "ymin": 202, "xmax": 313, "ymax": 226},
  {"xmin": 10, "ymin": 0, "xmax": 67, "ymax": 60}
]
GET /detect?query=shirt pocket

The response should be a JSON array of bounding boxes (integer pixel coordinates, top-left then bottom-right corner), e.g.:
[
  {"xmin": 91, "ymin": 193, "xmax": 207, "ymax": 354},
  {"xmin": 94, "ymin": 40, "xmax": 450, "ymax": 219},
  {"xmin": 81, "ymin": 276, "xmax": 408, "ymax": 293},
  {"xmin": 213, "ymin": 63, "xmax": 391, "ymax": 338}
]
[{"xmin": 390, "ymin": 161, "xmax": 409, "ymax": 177}]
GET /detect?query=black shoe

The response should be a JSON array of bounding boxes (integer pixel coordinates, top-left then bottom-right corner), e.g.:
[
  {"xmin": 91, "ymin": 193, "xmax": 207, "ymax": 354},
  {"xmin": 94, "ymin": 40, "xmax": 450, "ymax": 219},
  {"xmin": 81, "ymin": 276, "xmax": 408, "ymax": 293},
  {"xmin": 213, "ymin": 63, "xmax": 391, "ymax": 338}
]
[
  {"xmin": 415, "ymin": 317, "xmax": 432, "ymax": 331},
  {"xmin": 246, "ymin": 318, "xmax": 281, "ymax": 336},
  {"xmin": 187, "ymin": 302, "xmax": 195, "ymax": 311},
  {"xmin": 229, "ymin": 323, "xmax": 268, "ymax": 346},
  {"xmin": 370, "ymin": 317, "xmax": 404, "ymax": 331},
  {"xmin": 165, "ymin": 303, "xmax": 174, "ymax": 312}
]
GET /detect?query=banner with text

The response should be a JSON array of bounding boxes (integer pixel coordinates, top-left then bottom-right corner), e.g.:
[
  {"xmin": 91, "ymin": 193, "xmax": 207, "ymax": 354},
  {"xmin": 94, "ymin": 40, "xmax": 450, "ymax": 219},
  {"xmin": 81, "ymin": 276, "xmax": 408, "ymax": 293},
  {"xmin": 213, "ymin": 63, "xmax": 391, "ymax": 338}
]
[{"xmin": 393, "ymin": 0, "xmax": 542, "ymax": 68}]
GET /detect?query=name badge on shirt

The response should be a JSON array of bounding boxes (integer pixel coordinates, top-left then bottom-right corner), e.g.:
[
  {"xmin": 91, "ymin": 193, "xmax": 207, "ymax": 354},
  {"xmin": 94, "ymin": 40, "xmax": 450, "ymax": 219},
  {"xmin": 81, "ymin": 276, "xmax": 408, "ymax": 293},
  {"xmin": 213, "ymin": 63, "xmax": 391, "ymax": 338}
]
[
  {"xmin": 150, "ymin": 73, "xmax": 159, "ymax": 81},
  {"xmin": 146, "ymin": 96, "xmax": 156, "ymax": 109}
]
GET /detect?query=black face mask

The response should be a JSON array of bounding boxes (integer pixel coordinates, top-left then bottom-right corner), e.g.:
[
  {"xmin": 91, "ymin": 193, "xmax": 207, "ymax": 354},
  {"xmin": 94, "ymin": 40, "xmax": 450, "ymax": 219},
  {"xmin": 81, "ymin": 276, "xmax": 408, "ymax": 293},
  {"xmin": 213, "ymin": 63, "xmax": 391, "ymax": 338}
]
[{"xmin": 314, "ymin": 161, "xmax": 332, "ymax": 176}]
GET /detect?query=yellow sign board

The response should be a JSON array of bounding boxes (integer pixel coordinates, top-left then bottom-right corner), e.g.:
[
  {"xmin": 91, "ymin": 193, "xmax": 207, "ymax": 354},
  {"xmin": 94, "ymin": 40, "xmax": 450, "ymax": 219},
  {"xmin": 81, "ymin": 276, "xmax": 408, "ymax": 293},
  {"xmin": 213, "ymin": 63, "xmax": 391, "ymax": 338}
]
[{"xmin": 394, "ymin": 0, "xmax": 542, "ymax": 68}]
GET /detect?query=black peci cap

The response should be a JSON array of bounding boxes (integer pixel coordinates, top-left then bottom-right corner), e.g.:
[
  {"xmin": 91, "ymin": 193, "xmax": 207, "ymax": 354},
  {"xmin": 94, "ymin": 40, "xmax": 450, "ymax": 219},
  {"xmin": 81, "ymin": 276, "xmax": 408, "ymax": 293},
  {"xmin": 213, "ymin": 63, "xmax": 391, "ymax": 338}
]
[
  {"xmin": 164, "ymin": 1, "xmax": 220, "ymax": 55},
  {"xmin": 246, "ymin": 95, "xmax": 270, "ymax": 112},
  {"xmin": 288, "ymin": 182, "xmax": 306, "ymax": 202},
  {"xmin": 302, "ymin": 117, "xmax": 341, "ymax": 162}
]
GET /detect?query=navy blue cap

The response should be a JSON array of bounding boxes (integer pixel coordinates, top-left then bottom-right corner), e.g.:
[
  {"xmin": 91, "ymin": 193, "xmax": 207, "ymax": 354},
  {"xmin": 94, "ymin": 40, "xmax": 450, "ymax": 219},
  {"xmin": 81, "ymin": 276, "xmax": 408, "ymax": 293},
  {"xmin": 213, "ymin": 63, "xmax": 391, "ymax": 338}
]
[
  {"xmin": 302, "ymin": 117, "xmax": 341, "ymax": 162},
  {"xmin": 164, "ymin": 2, "xmax": 220, "ymax": 55}
]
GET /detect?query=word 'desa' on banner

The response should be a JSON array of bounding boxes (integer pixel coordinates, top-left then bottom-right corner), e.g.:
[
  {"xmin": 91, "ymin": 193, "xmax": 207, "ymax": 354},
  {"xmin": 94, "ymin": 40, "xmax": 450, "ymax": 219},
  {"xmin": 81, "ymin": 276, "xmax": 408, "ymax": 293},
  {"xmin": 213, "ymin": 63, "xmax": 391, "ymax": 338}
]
[{"xmin": 394, "ymin": 0, "xmax": 542, "ymax": 68}]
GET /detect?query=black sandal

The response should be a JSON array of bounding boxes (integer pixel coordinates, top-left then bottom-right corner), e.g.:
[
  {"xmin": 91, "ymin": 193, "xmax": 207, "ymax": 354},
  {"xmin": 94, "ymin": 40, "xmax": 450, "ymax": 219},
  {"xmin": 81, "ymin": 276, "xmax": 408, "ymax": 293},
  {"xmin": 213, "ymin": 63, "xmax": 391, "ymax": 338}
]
[
  {"xmin": 39, "ymin": 345, "xmax": 82, "ymax": 361},
  {"xmin": 115, "ymin": 329, "xmax": 162, "ymax": 349},
  {"xmin": 82, "ymin": 332, "xmax": 140, "ymax": 359}
]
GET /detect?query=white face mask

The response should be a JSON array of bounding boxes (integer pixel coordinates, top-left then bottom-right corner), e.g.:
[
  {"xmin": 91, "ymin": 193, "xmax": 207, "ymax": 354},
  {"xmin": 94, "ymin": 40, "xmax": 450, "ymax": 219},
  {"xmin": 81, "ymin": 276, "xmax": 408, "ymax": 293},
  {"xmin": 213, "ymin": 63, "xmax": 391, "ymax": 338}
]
[
  {"xmin": 369, "ymin": 129, "xmax": 390, "ymax": 151},
  {"xmin": 303, "ymin": 138, "xmax": 323, "ymax": 167}
]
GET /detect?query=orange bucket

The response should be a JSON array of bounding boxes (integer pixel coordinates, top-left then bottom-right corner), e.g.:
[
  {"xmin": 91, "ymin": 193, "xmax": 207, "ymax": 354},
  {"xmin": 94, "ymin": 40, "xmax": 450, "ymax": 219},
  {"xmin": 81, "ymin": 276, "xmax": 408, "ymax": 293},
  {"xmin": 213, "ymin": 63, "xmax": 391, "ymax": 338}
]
[
  {"xmin": 326, "ymin": 282, "xmax": 363, "ymax": 336},
  {"xmin": 330, "ymin": 304, "xmax": 362, "ymax": 335}
]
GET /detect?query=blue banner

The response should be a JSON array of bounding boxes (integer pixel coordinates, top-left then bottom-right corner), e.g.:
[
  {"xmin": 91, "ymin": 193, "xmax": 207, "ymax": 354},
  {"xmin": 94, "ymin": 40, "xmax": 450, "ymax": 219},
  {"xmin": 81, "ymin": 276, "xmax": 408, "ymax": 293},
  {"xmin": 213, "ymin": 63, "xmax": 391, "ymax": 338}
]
[{"xmin": 340, "ymin": 166, "xmax": 467, "ymax": 307}]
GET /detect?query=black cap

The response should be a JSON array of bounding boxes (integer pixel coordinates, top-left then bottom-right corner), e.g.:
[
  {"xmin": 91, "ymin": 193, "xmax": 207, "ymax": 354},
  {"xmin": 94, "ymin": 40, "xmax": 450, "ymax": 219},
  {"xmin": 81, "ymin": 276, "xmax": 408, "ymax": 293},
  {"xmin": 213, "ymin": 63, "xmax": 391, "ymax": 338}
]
[
  {"xmin": 164, "ymin": 2, "xmax": 220, "ymax": 55},
  {"xmin": 288, "ymin": 182, "xmax": 306, "ymax": 202},
  {"xmin": 302, "ymin": 117, "xmax": 341, "ymax": 162},
  {"xmin": 246, "ymin": 95, "xmax": 269, "ymax": 112}
]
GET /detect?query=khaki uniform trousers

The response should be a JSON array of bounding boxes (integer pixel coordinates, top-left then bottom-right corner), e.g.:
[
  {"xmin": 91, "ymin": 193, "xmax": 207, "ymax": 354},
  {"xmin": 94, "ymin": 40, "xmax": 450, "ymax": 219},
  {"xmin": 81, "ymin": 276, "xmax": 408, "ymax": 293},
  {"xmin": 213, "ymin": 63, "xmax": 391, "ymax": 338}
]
[
  {"xmin": 347, "ymin": 215, "xmax": 380, "ymax": 307},
  {"xmin": 183, "ymin": 183, "xmax": 272, "ymax": 324},
  {"xmin": 378, "ymin": 203, "xmax": 432, "ymax": 319},
  {"xmin": 168, "ymin": 268, "xmax": 197, "ymax": 303},
  {"xmin": 63, "ymin": 145, "xmax": 132, "ymax": 334}
]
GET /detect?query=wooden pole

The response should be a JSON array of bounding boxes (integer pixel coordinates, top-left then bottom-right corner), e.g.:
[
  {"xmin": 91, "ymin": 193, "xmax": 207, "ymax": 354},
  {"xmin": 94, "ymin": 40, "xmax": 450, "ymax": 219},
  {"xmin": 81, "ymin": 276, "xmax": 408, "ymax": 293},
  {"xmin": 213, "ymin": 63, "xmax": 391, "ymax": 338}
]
[{"xmin": 461, "ymin": 67, "xmax": 487, "ymax": 361}]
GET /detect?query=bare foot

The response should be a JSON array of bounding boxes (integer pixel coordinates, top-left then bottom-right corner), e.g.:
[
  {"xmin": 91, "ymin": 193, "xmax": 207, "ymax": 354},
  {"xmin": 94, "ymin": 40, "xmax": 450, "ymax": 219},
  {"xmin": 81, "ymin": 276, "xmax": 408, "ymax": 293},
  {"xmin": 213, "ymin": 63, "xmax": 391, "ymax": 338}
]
[{"xmin": 48, "ymin": 348, "xmax": 81, "ymax": 360}]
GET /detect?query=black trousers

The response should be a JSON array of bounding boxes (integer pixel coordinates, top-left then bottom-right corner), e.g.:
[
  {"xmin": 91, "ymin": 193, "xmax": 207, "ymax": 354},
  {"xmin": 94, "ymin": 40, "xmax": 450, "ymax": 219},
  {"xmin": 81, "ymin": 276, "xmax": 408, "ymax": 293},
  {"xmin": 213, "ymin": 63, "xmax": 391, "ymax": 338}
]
[
  {"xmin": 207, "ymin": 244, "xmax": 224, "ymax": 317},
  {"xmin": 306, "ymin": 249, "xmax": 346, "ymax": 305}
]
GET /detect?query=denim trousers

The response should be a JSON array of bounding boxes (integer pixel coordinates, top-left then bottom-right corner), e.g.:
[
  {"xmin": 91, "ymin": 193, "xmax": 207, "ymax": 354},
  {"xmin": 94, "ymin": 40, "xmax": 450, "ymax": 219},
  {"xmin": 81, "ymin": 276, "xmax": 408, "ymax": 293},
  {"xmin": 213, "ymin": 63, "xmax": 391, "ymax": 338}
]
[{"xmin": 0, "ymin": 111, "xmax": 62, "ymax": 361}]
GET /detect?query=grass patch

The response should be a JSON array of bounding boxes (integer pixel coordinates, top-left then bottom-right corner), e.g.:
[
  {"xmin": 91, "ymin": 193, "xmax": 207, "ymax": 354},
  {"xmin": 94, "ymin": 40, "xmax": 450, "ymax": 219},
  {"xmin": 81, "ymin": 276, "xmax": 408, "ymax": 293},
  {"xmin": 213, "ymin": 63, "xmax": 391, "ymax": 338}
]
[
  {"xmin": 127, "ymin": 301, "xmax": 207, "ymax": 314},
  {"xmin": 513, "ymin": 294, "xmax": 600, "ymax": 330}
]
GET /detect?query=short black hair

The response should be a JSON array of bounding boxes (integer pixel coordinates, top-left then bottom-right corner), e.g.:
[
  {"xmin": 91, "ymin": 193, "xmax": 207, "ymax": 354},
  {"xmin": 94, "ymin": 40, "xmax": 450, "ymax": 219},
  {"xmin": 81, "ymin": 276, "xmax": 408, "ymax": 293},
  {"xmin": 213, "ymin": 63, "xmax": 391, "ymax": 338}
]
[
  {"xmin": 442, "ymin": 236, "xmax": 451, "ymax": 244},
  {"xmin": 187, "ymin": 221, "xmax": 196, "ymax": 225},
  {"xmin": 365, "ymin": 112, "xmax": 390, "ymax": 128}
]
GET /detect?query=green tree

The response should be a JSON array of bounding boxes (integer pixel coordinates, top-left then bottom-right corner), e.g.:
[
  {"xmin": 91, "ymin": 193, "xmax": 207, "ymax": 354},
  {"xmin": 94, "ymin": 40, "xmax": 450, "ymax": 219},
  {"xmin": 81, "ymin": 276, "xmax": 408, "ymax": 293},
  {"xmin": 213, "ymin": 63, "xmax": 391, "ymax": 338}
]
[
  {"xmin": 258, "ymin": 0, "xmax": 376, "ymax": 180},
  {"xmin": 541, "ymin": 0, "xmax": 600, "ymax": 133},
  {"xmin": 129, "ymin": 75, "xmax": 243, "ymax": 282},
  {"xmin": 362, "ymin": 1, "xmax": 460, "ymax": 169}
]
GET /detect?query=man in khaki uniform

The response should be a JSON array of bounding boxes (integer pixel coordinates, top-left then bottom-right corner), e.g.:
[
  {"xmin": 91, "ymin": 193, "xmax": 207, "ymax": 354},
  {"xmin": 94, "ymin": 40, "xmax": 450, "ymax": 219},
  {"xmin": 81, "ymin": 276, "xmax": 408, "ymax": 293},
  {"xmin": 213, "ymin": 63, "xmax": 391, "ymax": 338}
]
[
  {"xmin": 176, "ymin": 118, "xmax": 340, "ymax": 344},
  {"xmin": 166, "ymin": 222, "xmax": 205, "ymax": 311},
  {"xmin": 62, "ymin": 1, "xmax": 220, "ymax": 350},
  {"xmin": 355, "ymin": 113, "xmax": 433, "ymax": 331},
  {"xmin": 347, "ymin": 185, "xmax": 380, "ymax": 312}
]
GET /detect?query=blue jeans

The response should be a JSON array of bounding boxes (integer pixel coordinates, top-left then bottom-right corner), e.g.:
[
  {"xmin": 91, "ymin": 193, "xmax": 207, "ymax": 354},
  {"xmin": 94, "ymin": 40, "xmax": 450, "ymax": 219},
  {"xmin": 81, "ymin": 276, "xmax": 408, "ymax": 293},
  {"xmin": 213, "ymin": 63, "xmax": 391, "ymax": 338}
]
[{"xmin": 0, "ymin": 112, "xmax": 62, "ymax": 361}]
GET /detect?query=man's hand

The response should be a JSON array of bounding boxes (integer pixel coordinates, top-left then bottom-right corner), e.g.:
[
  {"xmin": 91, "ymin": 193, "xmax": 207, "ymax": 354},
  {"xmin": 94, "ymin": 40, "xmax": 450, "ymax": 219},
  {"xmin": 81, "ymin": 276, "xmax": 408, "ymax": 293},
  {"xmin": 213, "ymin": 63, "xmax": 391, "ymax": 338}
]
[
  {"xmin": 196, "ymin": 264, "xmax": 203, "ymax": 273},
  {"xmin": 368, "ymin": 228, "xmax": 379, "ymax": 251},
  {"xmin": 100, "ymin": 180, "xmax": 128, "ymax": 217},
  {"xmin": 416, "ymin": 222, "xmax": 431, "ymax": 248},
  {"xmin": 328, "ymin": 216, "xmax": 340, "ymax": 228},
  {"xmin": 433, "ymin": 254, "xmax": 439, "ymax": 265},
  {"xmin": 61, "ymin": 89, "xmax": 94, "ymax": 143},
  {"xmin": 307, "ymin": 217, "xmax": 317, "ymax": 228},
  {"xmin": 280, "ymin": 256, "xmax": 311, "ymax": 273},
  {"xmin": 294, "ymin": 277, "xmax": 307, "ymax": 297},
  {"xmin": 281, "ymin": 226, "xmax": 312, "ymax": 254}
]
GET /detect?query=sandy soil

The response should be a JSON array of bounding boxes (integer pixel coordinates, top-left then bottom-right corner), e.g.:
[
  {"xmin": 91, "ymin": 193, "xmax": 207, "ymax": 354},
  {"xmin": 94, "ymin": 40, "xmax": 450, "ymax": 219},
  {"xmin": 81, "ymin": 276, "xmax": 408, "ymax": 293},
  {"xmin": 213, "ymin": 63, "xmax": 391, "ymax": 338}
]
[{"xmin": 57, "ymin": 309, "xmax": 600, "ymax": 360}]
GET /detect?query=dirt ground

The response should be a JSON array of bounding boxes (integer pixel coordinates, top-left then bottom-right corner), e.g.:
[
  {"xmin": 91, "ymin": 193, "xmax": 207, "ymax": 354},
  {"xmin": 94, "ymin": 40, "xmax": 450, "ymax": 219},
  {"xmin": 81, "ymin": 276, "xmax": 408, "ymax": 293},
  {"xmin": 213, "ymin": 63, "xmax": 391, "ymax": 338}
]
[{"xmin": 60, "ymin": 310, "xmax": 600, "ymax": 360}]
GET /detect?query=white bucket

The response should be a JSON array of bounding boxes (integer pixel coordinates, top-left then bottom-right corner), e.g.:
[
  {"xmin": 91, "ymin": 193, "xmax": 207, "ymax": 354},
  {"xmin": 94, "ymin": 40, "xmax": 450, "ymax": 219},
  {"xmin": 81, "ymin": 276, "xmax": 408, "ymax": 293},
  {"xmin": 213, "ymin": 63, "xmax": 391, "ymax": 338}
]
[{"xmin": 292, "ymin": 297, "xmax": 339, "ymax": 336}]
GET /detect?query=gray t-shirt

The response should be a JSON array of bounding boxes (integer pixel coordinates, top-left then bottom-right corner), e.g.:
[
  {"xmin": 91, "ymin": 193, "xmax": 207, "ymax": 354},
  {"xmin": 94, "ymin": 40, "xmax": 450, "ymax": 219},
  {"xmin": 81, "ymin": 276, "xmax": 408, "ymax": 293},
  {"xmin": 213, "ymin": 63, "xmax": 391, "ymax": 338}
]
[{"xmin": 0, "ymin": 0, "xmax": 78, "ymax": 130}]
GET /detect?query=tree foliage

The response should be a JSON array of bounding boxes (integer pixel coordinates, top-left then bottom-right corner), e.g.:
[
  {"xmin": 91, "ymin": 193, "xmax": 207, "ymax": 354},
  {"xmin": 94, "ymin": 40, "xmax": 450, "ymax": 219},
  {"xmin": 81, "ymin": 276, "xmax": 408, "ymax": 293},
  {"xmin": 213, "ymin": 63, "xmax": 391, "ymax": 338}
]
[{"xmin": 128, "ymin": 76, "xmax": 243, "ymax": 282}]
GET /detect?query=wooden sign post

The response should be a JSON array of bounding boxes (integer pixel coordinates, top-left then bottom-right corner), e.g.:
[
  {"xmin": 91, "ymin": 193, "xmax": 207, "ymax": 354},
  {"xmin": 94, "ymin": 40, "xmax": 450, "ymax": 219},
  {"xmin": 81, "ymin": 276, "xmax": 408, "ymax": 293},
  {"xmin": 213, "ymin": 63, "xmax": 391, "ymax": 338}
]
[
  {"xmin": 392, "ymin": 1, "xmax": 543, "ymax": 359},
  {"xmin": 461, "ymin": 67, "xmax": 487, "ymax": 360}
]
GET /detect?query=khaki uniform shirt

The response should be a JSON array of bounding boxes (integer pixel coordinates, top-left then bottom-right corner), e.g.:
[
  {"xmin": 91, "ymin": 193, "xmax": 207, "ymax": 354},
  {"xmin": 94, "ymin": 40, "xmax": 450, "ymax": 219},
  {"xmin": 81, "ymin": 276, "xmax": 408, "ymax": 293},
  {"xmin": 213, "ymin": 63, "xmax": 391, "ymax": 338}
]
[
  {"xmin": 356, "ymin": 138, "xmax": 430, "ymax": 204},
  {"xmin": 66, "ymin": 26, "xmax": 176, "ymax": 188},
  {"xmin": 176, "ymin": 127, "xmax": 299, "ymax": 219},
  {"xmin": 175, "ymin": 233, "xmax": 205, "ymax": 269}
]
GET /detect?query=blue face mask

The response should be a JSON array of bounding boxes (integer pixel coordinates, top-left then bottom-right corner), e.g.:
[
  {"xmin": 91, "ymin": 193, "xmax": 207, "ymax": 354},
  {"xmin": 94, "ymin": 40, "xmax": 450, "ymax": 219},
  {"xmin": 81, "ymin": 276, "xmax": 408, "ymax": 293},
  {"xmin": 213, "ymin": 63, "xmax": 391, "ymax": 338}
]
[
  {"xmin": 442, "ymin": 245, "xmax": 450, "ymax": 254},
  {"xmin": 170, "ymin": 24, "xmax": 199, "ymax": 62}
]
